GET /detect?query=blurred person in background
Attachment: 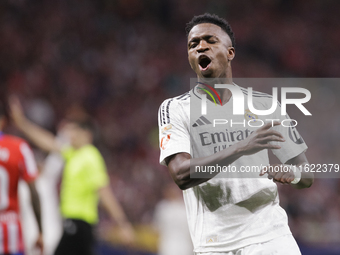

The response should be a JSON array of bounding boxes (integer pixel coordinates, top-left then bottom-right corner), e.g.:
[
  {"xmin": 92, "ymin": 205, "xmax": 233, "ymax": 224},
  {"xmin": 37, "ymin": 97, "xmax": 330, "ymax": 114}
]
[
  {"xmin": 153, "ymin": 183, "xmax": 193, "ymax": 255},
  {"xmin": 35, "ymin": 105, "xmax": 90, "ymax": 255},
  {"xmin": 158, "ymin": 13, "xmax": 314, "ymax": 255},
  {"xmin": 35, "ymin": 120, "xmax": 69, "ymax": 255},
  {"xmin": 0, "ymin": 101, "xmax": 43, "ymax": 255},
  {"xmin": 9, "ymin": 97, "xmax": 135, "ymax": 255}
]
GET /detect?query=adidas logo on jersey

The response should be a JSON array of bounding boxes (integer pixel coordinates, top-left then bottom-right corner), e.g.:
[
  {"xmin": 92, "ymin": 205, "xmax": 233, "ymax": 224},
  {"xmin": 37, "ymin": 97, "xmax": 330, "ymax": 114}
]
[
  {"xmin": 206, "ymin": 235, "xmax": 218, "ymax": 243},
  {"xmin": 192, "ymin": 116, "xmax": 212, "ymax": 127}
]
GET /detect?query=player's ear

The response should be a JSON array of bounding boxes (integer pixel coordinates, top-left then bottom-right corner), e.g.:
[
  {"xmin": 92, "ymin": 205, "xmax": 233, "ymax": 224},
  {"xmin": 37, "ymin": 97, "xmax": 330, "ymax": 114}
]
[{"xmin": 227, "ymin": 47, "xmax": 235, "ymax": 61}]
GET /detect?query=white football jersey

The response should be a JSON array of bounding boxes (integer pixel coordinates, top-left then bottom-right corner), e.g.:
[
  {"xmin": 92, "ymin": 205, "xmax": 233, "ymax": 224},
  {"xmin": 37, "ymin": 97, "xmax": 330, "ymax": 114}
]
[{"xmin": 158, "ymin": 84, "xmax": 308, "ymax": 253}]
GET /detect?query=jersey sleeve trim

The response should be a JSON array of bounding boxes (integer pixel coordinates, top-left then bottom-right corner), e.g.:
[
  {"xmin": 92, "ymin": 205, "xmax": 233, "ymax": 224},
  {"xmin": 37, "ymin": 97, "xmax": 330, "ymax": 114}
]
[
  {"xmin": 158, "ymin": 95, "xmax": 191, "ymax": 166},
  {"xmin": 159, "ymin": 99, "xmax": 173, "ymax": 126},
  {"xmin": 273, "ymin": 144, "xmax": 308, "ymax": 164},
  {"xmin": 160, "ymin": 147, "xmax": 191, "ymax": 166}
]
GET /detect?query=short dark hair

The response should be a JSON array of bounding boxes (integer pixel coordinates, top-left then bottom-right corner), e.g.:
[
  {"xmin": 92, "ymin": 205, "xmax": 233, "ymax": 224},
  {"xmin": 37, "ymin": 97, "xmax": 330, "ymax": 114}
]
[{"xmin": 185, "ymin": 13, "xmax": 235, "ymax": 48}]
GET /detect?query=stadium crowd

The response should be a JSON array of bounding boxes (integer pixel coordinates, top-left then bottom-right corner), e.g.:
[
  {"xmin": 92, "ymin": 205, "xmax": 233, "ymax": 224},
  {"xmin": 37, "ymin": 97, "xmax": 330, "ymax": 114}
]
[{"xmin": 1, "ymin": 0, "xmax": 340, "ymax": 250}]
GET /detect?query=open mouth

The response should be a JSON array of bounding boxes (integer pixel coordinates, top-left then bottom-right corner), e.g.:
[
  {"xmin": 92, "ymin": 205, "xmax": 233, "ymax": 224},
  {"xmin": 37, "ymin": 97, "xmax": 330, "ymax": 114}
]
[{"xmin": 198, "ymin": 55, "xmax": 212, "ymax": 70}]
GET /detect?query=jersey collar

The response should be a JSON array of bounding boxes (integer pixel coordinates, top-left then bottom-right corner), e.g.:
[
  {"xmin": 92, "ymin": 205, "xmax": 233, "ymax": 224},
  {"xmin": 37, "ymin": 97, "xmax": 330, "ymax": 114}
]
[{"xmin": 192, "ymin": 82, "xmax": 239, "ymax": 100}]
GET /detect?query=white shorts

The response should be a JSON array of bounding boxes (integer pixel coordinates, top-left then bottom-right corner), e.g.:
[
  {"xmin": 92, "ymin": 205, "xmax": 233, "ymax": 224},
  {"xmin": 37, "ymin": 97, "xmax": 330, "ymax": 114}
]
[{"xmin": 195, "ymin": 234, "xmax": 301, "ymax": 255}]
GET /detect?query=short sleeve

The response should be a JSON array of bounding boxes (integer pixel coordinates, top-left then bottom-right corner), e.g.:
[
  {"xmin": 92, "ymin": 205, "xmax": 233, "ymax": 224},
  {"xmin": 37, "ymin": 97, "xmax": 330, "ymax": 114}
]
[
  {"xmin": 87, "ymin": 151, "xmax": 109, "ymax": 190},
  {"xmin": 158, "ymin": 99, "xmax": 191, "ymax": 166},
  {"xmin": 270, "ymin": 104, "xmax": 308, "ymax": 163},
  {"xmin": 19, "ymin": 142, "xmax": 38, "ymax": 183}
]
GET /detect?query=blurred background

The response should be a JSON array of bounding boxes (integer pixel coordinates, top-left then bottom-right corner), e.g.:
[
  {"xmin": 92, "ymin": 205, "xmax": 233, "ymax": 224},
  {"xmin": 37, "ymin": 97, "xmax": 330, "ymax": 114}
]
[{"xmin": 1, "ymin": 0, "xmax": 340, "ymax": 254}]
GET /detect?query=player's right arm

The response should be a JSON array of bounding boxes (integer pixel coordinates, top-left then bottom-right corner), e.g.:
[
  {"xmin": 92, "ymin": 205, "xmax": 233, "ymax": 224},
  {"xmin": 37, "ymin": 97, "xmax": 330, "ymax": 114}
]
[
  {"xmin": 167, "ymin": 123, "xmax": 285, "ymax": 190},
  {"xmin": 9, "ymin": 96, "xmax": 61, "ymax": 153}
]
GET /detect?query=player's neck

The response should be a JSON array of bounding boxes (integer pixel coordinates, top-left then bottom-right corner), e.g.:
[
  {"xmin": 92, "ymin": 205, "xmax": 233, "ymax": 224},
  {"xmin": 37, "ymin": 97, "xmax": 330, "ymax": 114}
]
[
  {"xmin": 218, "ymin": 89, "xmax": 233, "ymax": 105},
  {"xmin": 214, "ymin": 68, "xmax": 233, "ymax": 104},
  {"xmin": 73, "ymin": 140, "xmax": 91, "ymax": 149},
  {"xmin": 197, "ymin": 71, "xmax": 233, "ymax": 105}
]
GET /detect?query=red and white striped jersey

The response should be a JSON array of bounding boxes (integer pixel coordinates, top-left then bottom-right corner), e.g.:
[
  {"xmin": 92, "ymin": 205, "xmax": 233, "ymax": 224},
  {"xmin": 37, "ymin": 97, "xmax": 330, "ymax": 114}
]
[{"xmin": 0, "ymin": 132, "xmax": 38, "ymax": 254}]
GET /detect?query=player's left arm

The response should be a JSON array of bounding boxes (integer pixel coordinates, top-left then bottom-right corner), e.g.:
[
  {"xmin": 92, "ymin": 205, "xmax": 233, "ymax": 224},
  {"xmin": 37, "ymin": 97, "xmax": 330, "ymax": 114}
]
[
  {"xmin": 260, "ymin": 152, "xmax": 314, "ymax": 189},
  {"xmin": 261, "ymin": 101, "xmax": 314, "ymax": 189},
  {"xmin": 9, "ymin": 96, "xmax": 61, "ymax": 153},
  {"xmin": 285, "ymin": 152, "xmax": 314, "ymax": 189}
]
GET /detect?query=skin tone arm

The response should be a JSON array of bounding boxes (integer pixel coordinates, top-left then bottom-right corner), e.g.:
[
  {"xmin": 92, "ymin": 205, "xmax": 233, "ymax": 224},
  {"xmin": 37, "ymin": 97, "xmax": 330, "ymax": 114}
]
[
  {"xmin": 261, "ymin": 153, "xmax": 314, "ymax": 189},
  {"xmin": 168, "ymin": 122, "xmax": 285, "ymax": 190},
  {"xmin": 28, "ymin": 181, "xmax": 44, "ymax": 255},
  {"xmin": 287, "ymin": 153, "xmax": 314, "ymax": 189},
  {"xmin": 98, "ymin": 186, "xmax": 135, "ymax": 244},
  {"xmin": 9, "ymin": 96, "xmax": 61, "ymax": 153},
  {"xmin": 167, "ymin": 122, "xmax": 314, "ymax": 190}
]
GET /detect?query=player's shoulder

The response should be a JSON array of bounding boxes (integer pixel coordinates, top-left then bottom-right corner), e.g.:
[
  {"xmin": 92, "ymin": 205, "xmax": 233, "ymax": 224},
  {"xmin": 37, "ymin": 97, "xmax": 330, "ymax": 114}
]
[
  {"xmin": 238, "ymin": 85, "xmax": 279, "ymax": 105},
  {"xmin": 159, "ymin": 91, "xmax": 190, "ymax": 120},
  {"xmin": 1, "ymin": 134, "xmax": 28, "ymax": 147},
  {"xmin": 81, "ymin": 145, "xmax": 106, "ymax": 169},
  {"xmin": 238, "ymin": 85, "xmax": 273, "ymax": 98},
  {"xmin": 159, "ymin": 91, "xmax": 191, "ymax": 108},
  {"xmin": 82, "ymin": 144, "xmax": 104, "ymax": 160},
  {"xmin": 159, "ymin": 91, "xmax": 190, "ymax": 125}
]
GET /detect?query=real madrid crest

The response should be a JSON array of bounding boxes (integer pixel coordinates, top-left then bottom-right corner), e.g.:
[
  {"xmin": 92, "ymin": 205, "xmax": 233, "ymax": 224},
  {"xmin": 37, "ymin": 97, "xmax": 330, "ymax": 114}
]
[{"xmin": 244, "ymin": 109, "xmax": 258, "ymax": 122}]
